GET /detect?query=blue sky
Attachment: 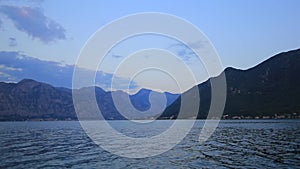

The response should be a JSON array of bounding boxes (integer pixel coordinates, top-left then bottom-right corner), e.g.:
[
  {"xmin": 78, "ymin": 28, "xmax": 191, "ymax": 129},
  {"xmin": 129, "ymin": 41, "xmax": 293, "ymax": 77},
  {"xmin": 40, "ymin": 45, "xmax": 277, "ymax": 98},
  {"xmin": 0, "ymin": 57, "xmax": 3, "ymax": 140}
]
[{"xmin": 0, "ymin": 0, "xmax": 300, "ymax": 93}]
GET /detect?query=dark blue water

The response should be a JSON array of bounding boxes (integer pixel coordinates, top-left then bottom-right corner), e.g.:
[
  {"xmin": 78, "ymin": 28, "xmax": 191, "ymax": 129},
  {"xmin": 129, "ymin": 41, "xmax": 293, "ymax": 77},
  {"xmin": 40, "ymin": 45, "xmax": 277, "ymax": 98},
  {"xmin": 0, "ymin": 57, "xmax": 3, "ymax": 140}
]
[{"xmin": 0, "ymin": 120, "xmax": 299, "ymax": 168}]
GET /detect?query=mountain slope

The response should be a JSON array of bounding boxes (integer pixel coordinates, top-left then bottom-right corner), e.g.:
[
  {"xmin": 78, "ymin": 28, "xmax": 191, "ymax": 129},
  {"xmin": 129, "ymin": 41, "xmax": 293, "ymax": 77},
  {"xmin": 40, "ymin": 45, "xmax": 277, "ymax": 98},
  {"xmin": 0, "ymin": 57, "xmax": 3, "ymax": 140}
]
[
  {"xmin": 0, "ymin": 79, "xmax": 76, "ymax": 120},
  {"xmin": 161, "ymin": 48, "xmax": 300, "ymax": 119},
  {"xmin": 0, "ymin": 79, "xmax": 178, "ymax": 121}
]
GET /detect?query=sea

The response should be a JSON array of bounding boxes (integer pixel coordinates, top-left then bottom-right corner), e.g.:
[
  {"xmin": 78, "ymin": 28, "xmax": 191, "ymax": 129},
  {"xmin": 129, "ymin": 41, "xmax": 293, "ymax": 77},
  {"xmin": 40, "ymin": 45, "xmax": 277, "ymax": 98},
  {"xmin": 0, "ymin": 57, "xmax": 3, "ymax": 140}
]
[{"xmin": 0, "ymin": 120, "xmax": 299, "ymax": 168}]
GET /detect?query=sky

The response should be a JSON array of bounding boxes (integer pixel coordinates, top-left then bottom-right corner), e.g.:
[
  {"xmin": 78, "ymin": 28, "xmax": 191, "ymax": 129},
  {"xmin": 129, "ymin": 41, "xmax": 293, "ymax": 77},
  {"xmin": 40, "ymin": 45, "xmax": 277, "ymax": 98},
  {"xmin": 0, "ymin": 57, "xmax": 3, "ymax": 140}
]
[{"xmin": 0, "ymin": 0, "xmax": 300, "ymax": 93}]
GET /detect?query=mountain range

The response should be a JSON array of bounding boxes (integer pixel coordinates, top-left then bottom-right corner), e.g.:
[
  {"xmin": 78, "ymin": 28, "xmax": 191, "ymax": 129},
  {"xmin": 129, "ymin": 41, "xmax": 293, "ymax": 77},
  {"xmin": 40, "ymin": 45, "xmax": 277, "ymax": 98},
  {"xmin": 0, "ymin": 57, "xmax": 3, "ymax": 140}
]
[
  {"xmin": 0, "ymin": 79, "xmax": 178, "ymax": 121},
  {"xmin": 0, "ymin": 48, "xmax": 299, "ymax": 120},
  {"xmin": 161, "ymin": 48, "xmax": 300, "ymax": 119}
]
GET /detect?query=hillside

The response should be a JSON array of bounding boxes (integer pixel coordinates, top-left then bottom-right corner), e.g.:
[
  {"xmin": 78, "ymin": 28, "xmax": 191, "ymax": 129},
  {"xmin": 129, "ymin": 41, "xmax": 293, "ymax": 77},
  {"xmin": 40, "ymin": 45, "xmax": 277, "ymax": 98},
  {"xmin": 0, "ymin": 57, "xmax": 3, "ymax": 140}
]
[
  {"xmin": 0, "ymin": 79, "xmax": 178, "ymax": 121},
  {"xmin": 161, "ymin": 48, "xmax": 300, "ymax": 119},
  {"xmin": 0, "ymin": 79, "xmax": 75, "ymax": 121}
]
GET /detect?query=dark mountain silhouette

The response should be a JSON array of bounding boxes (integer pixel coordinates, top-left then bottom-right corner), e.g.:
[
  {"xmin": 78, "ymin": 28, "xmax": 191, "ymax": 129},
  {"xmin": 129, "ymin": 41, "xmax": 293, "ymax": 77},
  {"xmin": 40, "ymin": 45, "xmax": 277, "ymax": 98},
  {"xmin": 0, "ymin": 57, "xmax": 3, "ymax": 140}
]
[
  {"xmin": 0, "ymin": 79, "xmax": 178, "ymax": 121},
  {"xmin": 161, "ymin": 48, "xmax": 300, "ymax": 119},
  {"xmin": 130, "ymin": 89, "xmax": 179, "ymax": 111},
  {"xmin": 0, "ymin": 79, "xmax": 75, "ymax": 121}
]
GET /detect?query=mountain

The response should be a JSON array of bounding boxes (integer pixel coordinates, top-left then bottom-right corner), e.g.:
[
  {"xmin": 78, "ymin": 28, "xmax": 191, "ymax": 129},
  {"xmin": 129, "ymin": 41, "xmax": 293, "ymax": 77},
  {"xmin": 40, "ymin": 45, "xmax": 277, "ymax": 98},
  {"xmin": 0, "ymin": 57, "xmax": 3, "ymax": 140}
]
[
  {"xmin": 0, "ymin": 79, "xmax": 75, "ymax": 121},
  {"xmin": 0, "ymin": 79, "xmax": 178, "ymax": 121},
  {"xmin": 130, "ymin": 89, "xmax": 179, "ymax": 111},
  {"xmin": 1, "ymin": 49, "xmax": 300, "ymax": 120},
  {"xmin": 161, "ymin": 48, "xmax": 300, "ymax": 119}
]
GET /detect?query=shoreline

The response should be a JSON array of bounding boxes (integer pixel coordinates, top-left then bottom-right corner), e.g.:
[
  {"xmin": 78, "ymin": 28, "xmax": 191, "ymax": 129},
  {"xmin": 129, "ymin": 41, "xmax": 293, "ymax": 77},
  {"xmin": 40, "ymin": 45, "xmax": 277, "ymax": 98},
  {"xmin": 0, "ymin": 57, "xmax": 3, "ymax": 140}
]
[{"xmin": 0, "ymin": 117, "xmax": 300, "ymax": 122}]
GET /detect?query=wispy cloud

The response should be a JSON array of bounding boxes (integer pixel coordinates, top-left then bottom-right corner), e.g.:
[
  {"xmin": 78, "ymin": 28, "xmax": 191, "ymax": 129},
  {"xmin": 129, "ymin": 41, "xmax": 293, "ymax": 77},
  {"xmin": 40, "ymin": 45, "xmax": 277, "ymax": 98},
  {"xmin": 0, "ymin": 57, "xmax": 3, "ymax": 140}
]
[
  {"xmin": 168, "ymin": 41, "xmax": 207, "ymax": 61},
  {"xmin": 8, "ymin": 37, "xmax": 17, "ymax": 47},
  {"xmin": 111, "ymin": 54, "xmax": 123, "ymax": 58},
  {"xmin": 0, "ymin": 5, "xmax": 66, "ymax": 43},
  {"xmin": 0, "ymin": 71, "xmax": 16, "ymax": 82},
  {"xmin": 0, "ymin": 64, "xmax": 22, "ymax": 71},
  {"xmin": 0, "ymin": 51, "xmax": 140, "ymax": 91},
  {"xmin": 187, "ymin": 41, "xmax": 205, "ymax": 49},
  {"xmin": 169, "ymin": 43, "xmax": 195, "ymax": 61},
  {"xmin": 96, "ymin": 73, "xmax": 139, "ymax": 92}
]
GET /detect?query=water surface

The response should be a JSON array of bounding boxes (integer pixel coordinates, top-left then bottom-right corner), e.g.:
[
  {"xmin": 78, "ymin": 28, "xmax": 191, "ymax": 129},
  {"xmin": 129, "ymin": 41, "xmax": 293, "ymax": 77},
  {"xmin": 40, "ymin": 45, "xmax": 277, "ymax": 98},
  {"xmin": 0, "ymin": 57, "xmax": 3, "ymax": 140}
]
[{"xmin": 0, "ymin": 120, "xmax": 299, "ymax": 168}]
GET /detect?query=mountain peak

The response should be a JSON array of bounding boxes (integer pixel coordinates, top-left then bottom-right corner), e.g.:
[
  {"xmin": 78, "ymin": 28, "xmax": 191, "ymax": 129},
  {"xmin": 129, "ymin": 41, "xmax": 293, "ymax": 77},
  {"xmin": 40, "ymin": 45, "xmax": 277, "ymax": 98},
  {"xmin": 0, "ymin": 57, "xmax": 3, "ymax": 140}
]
[
  {"xmin": 18, "ymin": 78, "xmax": 39, "ymax": 84},
  {"xmin": 17, "ymin": 79, "xmax": 41, "ymax": 88},
  {"xmin": 161, "ymin": 48, "xmax": 300, "ymax": 119}
]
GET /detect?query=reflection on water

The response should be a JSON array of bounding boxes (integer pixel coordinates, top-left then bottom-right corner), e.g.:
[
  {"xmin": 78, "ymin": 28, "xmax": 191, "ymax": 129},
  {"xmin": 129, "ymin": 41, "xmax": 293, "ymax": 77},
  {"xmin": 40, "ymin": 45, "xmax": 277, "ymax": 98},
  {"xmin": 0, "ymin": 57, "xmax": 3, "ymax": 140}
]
[{"xmin": 0, "ymin": 120, "xmax": 299, "ymax": 168}]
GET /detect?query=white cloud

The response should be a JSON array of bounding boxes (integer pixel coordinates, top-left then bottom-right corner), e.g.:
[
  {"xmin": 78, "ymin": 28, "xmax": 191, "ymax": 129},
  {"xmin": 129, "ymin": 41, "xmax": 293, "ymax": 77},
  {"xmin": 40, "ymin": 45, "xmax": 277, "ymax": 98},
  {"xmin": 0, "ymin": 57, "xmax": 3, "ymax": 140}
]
[
  {"xmin": 0, "ymin": 5, "xmax": 66, "ymax": 43},
  {"xmin": 0, "ymin": 64, "xmax": 22, "ymax": 71}
]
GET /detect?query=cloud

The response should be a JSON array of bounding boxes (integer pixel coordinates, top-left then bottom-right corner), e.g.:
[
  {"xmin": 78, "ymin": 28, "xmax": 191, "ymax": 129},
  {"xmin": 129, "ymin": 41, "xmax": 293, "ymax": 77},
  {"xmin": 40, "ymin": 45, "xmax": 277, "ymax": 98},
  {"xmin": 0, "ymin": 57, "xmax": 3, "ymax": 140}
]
[
  {"xmin": 0, "ymin": 64, "xmax": 22, "ymax": 71},
  {"xmin": 187, "ymin": 41, "xmax": 204, "ymax": 49},
  {"xmin": 0, "ymin": 18, "xmax": 2, "ymax": 27},
  {"xmin": 8, "ymin": 37, "xmax": 17, "ymax": 47},
  {"xmin": 168, "ymin": 40, "xmax": 207, "ymax": 61},
  {"xmin": 0, "ymin": 51, "xmax": 140, "ymax": 91},
  {"xmin": 27, "ymin": 0, "xmax": 44, "ymax": 4},
  {"xmin": 96, "ymin": 73, "xmax": 139, "ymax": 92},
  {"xmin": 168, "ymin": 43, "xmax": 195, "ymax": 61},
  {"xmin": 111, "ymin": 54, "xmax": 123, "ymax": 58},
  {"xmin": 0, "ymin": 5, "xmax": 66, "ymax": 43}
]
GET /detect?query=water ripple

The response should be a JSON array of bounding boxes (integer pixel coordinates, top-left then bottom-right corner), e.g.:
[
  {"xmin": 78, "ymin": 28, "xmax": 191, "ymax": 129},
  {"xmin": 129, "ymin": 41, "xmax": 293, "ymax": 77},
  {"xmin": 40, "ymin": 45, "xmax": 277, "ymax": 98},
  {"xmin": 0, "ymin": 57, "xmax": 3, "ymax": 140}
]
[{"xmin": 0, "ymin": 120, "xmax": 299, "ymax": 168}]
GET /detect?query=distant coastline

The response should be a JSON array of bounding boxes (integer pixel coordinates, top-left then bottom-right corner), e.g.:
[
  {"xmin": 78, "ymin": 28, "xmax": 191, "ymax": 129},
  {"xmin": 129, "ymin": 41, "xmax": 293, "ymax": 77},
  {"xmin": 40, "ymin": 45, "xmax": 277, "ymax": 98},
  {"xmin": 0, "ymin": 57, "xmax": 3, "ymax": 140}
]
[{"xmin": 1, "ymin": 114, "xmax": 299, "ymax": 122}]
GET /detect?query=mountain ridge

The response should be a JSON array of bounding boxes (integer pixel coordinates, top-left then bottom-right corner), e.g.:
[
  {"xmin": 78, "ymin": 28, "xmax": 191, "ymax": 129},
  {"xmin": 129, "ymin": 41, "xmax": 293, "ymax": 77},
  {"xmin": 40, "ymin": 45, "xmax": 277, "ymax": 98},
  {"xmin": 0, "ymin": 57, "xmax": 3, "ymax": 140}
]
[
  {"xmin": 0, "ymin": 48, "xmax": 300, "ymax": 120},
  {"xmin": 0, "ymin": 79, "xmax": 179, "ymax": 121},
  {"xmin": 161, "ymin": 48, "xmax": 300, "ymax": 119}
]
